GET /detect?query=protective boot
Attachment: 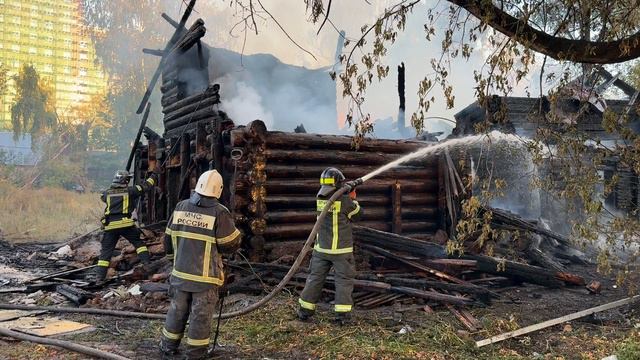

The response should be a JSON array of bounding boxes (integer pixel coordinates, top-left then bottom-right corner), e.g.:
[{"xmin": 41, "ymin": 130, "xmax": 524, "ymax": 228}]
[
  {"xmin": 138, "ymin": 250, "xmax": 151, "ymax": 264},
  {"xmin": 159, "ymin": 339, "xmax": 180, "ymax": 360},
  {"xmin": 332, "ymin": 312, "xmax": 351, "ymax": 326},
  {"xmin": 297, "ymin": 307, "xmax": 314, "ymax": 321},
  {"xmin": 93, "ymin": 266, "xmax": 108, "ymax": 284}
]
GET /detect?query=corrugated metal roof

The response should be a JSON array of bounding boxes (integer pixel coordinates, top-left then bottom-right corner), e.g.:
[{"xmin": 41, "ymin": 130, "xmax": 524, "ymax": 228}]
[{"xmin": 0, "ymin": 132, "xmax": 40, "ymax": 166}]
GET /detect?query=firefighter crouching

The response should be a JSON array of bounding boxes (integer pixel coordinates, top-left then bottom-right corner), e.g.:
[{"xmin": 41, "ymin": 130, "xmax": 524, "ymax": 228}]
[
  {"xmin": 94, "ymin": 169, "xmax": 158, "ymax": 282},
  {"xmin": 160, "ymin": 170, "xmax": 241, "ymax": 359},
  {"xmin": 297, "ymin": 167, "xmax": 362, "ymax": 324}
]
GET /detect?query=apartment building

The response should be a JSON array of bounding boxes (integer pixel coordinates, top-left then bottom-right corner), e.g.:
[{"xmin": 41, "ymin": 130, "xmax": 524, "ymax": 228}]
[{"xmin": 0, "ymin": 0, "xmax": 107, "ymax": 129}]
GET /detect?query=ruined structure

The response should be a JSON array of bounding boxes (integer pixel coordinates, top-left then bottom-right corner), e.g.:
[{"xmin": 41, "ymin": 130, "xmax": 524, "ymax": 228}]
[
  {"xmin": 453, "ymin": 83, "xmax": 640, "ymax": 218},
  {"xmin": 131, "ymin": 11, "xmax": 454, "ymax": 261}
]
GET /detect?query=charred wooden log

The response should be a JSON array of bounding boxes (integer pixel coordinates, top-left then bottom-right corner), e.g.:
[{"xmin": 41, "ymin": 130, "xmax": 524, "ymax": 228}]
[
  {"xmin": 242, "ymin": 131, "xmax": 430, "ymax": 153},
  {"xmin": 262, "ymin": 178, "xmax": 438, "ymax": 194},
  {"xmin": 162, "ymin": 86, "xmax": 220, "ymax": 114},
  {"xmin": 466, "ymin": 254, "xmax": 585, "ymax": 287},
  {"xmin": 262, "ymin": 222, "xmax": 438, "ymax": 240},
  {"xmin": 354, "ymin": 226, "xmax": 445, "ymax": 258},
  {"xmin": 163, "ymin": 95, "xmax": 221, "ymax": 123},
  {"xmin": 264, "ymin": 206, "xmax": 438, "ymax": 224},
  {"xmin": 265, "ymin": 149, "xmax": 430, "ymax": 166},
  {"xmin": 264, "ymin": 164, "xmax": 433, "ymax": 179},
  {"xmin": 164, "ymin": 106, "xmax": 219, "ymax": 129}
]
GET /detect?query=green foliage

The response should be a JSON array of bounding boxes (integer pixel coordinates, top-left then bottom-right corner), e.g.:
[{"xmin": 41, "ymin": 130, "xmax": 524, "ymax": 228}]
[
  {"xmin": 37, "ymin": 158, "xmax": 84, "ymax": 190},
  {"xmin": 10, "ymin": 64, "xmax": 57, "ymax": 141}
]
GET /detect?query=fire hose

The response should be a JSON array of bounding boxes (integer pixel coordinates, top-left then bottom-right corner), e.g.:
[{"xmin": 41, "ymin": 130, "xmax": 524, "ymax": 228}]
[
  {"xmin": 0, "ymin": 180, "xmax": 367, "ymax": 323},
  {"xmin": 213, "ymin": 177, "xmax": 364, "ymax": 320}
]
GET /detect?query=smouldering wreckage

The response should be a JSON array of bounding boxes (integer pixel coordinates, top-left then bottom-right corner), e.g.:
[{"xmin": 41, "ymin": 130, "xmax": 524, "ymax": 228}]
[{"xmin": 0, "ymin": 1, "xmax": 637, "ymax": 357}]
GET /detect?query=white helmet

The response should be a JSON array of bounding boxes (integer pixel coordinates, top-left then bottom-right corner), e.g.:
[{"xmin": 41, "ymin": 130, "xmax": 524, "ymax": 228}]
[{"xmin": 195, "ymin": 170, "xmax": 223, "ymax": 198}]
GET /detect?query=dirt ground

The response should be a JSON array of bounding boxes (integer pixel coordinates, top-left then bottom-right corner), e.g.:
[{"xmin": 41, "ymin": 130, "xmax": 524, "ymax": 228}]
[{"xmin": 0, "ymin": 241, "xmax": 638, "ymax": 359}]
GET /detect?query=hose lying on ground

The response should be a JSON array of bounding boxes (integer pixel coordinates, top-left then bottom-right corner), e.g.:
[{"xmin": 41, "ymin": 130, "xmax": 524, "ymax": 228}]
[{"xmin": 0, "ymin": 327, "xmax": 130, "ymax": 360}]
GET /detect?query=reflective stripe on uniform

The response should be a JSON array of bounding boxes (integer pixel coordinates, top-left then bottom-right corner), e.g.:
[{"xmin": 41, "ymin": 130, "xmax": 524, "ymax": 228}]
[
  {"xmin": 105, "ymin": 196, "xmax": 111, "ymax": 215},
  {"xmin": 146, "ymin": 178, "xmax": 155, "ymax": 186},
  {"xmin": 316, "ymin": 200, "xmax": 350, "ymax": 253},
  {"xmin": 335, "ymin": 304, "xmax": 352, "ymax": 312},
  {"xmin": 347, "ymin": 202, "xmax": 361, "ymax": 219},
  {"xmin": 203, "ymin": 242, "xmax": 211, "ymax": 278},
  {"xmin": 162, "ymin": 328, "xmax": 183, "ymax": 340},
  {"xmin": 166, "ymin": 254, "xmax": 174, "ymax": 260},
  {"xmin": 171, "ymin": 269, "xmax": 224, "ymax": 285},
  {"xmin": 171, "ymin": 234, "xmax": 177, "ymax": 264},
  {"xmin": 313, "ymin": 244, "xmax": 353, "ymax": 254},
  {"xmin": 298, "ymin": 298, "xmax": 316, "ymax": 310},
  {"xmin": 136, "ymin": 185, "xmax": 142, "ymax": 192},
  {"xmin": 171, "ymin": 230, "xmax": 216, "ymax": 243},
  {"xmin": 165, "ymin": 228, "xmax": 172, "ymax": 235},
  {"xmin": 320, "ymin": 177, "xmax": 335, "ymax": 185},
  {"xmin": 136, "ymin": 246, "xmax": 148, "ymax": 254},
  {"xmin": 122, "ymin": 194, "xmax": 129, "ymax": 214},
  {"xmin": 217, "ymin": 229, "xmax": 240, "ymax": 244},
  {"xmin": 185, "ymin": 337, "xmax": 210, "ymax": 346},
  {"xmin": 331, "ymin": 204, "xmax": 339, "ymax": 250},
  {"xmin": 104, "ymin": 218, "xmax": 135, "ymax": 230},
  {"xmin": 97, "ymin": 260, "xmax": 110, "ymax": 267}
]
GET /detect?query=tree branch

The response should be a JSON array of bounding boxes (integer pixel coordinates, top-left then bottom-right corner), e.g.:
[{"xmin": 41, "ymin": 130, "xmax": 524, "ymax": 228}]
[{"xmin": 448, "ymin": 0, "xmax": 640, "ymax": 64}]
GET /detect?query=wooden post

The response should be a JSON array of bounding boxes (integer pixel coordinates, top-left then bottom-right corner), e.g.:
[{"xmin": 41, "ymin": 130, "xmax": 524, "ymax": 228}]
[
  {"xmin": 437, "ymin": 154, "xmax": 448, "ymax": 233},
  {"xmin": 247, "ymin": 121, "xmax": 268, "ymax": 261},
  {"xmin": 391, "ymin": 181, "xmax": 402, "ymax": 234}
]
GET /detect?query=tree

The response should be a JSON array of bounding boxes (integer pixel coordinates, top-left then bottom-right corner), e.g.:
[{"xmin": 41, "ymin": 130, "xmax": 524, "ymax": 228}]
[{"xmin": 11, "ymin": 64, "xmax": 57, "ymax": 140}]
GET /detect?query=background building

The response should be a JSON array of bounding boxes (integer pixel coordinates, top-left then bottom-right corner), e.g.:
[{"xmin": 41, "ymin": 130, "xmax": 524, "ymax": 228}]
[{"xmin": 0, "ymin": 0, "xmax": 107, "ymax": 129}]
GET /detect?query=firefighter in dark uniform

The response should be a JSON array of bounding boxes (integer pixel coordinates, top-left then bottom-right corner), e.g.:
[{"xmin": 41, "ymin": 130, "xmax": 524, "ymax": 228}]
[
  {"xmin": 160, "ymin": 169, "xmax": 241, "ymax": 360},
  {"xmin": 297, "ymin": 167, "xmax": 361, "ymax": 324},
  {"xmin": 94, "ymin": 169, "xmax": 157, "ymax": 282}
]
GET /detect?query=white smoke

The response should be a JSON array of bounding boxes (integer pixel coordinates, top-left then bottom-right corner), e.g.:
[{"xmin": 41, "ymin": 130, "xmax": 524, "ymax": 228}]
[{"xmin": 220, "ymin": 80, "xmax": 275, "ymax": 128}]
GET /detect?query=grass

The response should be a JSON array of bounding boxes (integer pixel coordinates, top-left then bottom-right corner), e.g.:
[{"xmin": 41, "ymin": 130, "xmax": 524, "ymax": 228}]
[
  {"xmin": 0, "ymin": 180, "xmax": 102, "ymax": 242},
  {"xmin": 0, "ymin": 297, "xmax": 638, "ymax": 359}
]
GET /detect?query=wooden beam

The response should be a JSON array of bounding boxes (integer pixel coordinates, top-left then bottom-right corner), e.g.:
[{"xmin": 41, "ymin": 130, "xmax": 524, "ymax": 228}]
[
  {"xmin": 476, "ymin": 295, "xmax": 640, "ymax": 348},
  {"xmin": 391, "ymin": 181, "xmax": 402, "ymax": 234},
  {"xmin": 142, "ymin": 48, "xmax": 165, "ymax": 57},
  {"xmin": 161, "ymin": 13, "xmax": 181, "ymax": 29}
]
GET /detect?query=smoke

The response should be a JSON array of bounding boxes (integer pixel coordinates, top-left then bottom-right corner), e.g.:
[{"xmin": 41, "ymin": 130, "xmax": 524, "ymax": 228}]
[
  {"xmin": 221, "ymin": 80, "xmax": 275, "ymax": 128},
  {"xmin": 207, "ymin": 47, "xmax": 342, "ymax": 134}
]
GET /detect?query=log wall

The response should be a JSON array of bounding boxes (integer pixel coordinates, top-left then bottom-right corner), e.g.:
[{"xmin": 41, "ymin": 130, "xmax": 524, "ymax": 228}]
[{"xmin": 226, "ymin": 121, "xmax": 443, "ymax": 260}]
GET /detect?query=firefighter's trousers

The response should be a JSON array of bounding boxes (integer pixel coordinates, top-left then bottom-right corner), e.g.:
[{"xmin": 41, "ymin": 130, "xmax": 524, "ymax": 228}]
[
  {"xmin": 161, "ymin": 287, "xmax": 218, "ymax": 359},
  {"xmin": 95, "ymin": 226, "xmax": 150, "ymax": 280},
  {"xmin": 299, "ymin": 251, "xmax": 356, "ymax": 313}
]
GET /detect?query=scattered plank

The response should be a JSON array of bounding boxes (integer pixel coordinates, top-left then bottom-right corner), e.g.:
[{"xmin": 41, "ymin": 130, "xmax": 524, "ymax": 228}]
[{"xmin": 476, "ymin": 295, "xmax": 640, "ymax": 348}]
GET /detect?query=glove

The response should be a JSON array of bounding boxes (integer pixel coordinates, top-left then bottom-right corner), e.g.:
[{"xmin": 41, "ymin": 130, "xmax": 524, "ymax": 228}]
[{"xmin": 343, "ymin": 178, "xmax": 363, "ymax": 192}]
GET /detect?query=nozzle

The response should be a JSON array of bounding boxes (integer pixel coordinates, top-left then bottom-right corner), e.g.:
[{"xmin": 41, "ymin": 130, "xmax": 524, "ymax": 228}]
[{"xmin": 343, "ymin": 178, "xmax": 364, "ymax": 192}]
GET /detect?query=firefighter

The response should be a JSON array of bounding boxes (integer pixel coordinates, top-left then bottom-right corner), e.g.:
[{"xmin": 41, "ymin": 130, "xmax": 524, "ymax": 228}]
[
  {"xmin": 94, "ymin": 169, "xmax": 158, "ymax": 282},
  {"xmin": 297, "ymin": 167, "xmax": 361, "ymax": 325},
  {"xmin": 160, "ymin": 169, "xmax": 241, "ymax": 359}
]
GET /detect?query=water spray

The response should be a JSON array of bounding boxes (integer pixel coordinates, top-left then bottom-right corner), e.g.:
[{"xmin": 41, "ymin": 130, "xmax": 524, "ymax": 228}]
[{"xmin": 214, "ymin": 132, "xmax": 515, "ymax": 319}]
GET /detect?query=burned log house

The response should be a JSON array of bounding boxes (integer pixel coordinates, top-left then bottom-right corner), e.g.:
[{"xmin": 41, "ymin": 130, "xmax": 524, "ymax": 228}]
[
  {"xmin": 132, "ymin": 15, "xmax": 450, "ymax": 263},
  {"xmin": 453, "ymin": 75, "xmax": 640, "ymax": 216}
]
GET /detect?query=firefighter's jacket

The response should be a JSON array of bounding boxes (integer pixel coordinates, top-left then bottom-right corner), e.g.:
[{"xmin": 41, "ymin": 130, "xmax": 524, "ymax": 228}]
[
  {"xmin": 100, "ymin": 175, "xmax": 157, "ymax": 231},
  {"xmin": 314, "ymin": 193, "xmax": 361, "ymax": 255},
  {"xmin": 164, "ymin": 192, "xmax": 242, "ymax": 292}
]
